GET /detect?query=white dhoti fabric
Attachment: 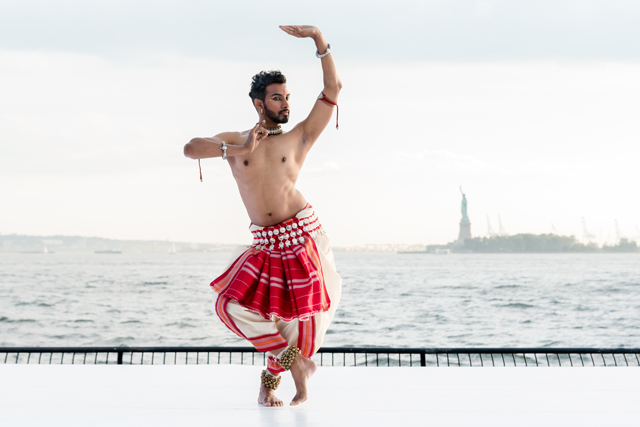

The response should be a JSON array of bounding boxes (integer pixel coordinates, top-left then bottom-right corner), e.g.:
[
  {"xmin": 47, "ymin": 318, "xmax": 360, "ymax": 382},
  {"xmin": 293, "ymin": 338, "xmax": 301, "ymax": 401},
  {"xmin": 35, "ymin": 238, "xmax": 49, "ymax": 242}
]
[{"xmin": 212, "ymin": 205, "xmax": 342, "ymax": 374}]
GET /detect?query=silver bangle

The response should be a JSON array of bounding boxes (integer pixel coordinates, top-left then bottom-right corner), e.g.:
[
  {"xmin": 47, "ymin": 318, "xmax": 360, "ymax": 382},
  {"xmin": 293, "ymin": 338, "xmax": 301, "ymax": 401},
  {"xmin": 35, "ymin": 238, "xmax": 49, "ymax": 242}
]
[
  {"xmin": 316, "ymin": 44, "xmax": 331, "ymax": 59},
  {"xmin": 220, "ymin": 141, "xmax": 227, "ymax": 160}
]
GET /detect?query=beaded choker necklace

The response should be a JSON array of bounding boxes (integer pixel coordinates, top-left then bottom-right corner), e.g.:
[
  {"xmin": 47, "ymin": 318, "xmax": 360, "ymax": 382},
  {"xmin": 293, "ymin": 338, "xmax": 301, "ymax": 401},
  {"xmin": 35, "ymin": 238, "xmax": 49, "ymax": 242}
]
[{"xmin": 266, "ymin": 125, "xmax": 283, "ymax": 136}]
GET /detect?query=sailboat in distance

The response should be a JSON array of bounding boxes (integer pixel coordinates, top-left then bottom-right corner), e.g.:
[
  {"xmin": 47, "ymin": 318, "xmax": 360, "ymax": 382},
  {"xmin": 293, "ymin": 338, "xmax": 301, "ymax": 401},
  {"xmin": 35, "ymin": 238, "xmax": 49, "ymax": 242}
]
[{"xmin": 168, "ymin": 243, "xmax": 177, "ymax": 255}]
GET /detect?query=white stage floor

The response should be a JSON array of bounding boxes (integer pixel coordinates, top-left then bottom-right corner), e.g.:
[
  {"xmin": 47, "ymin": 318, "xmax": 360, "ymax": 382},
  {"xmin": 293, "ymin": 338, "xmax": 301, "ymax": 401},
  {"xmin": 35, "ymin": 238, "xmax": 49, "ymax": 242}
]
[{"xmin": 1, "ymin": 365, "xmax": 639, "ymax": 426}]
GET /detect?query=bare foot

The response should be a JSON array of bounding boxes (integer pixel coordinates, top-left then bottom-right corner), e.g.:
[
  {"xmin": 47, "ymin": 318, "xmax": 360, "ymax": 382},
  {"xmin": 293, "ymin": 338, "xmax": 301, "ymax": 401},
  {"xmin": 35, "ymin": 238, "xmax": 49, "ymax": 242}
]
[
  {"xmin": 289, "ymin": 355, "xmax": 317, "ymax": 406},
  {"xmin": 258, "ymin": 383, "xmax": 284, "ymax": 407}
]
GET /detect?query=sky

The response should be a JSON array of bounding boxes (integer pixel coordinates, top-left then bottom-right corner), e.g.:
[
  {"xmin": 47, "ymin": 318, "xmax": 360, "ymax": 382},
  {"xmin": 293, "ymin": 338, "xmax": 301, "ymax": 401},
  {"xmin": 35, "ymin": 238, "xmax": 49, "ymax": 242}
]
[{"xmin": 1, "ymin": 0, "xmax": 639, "ymax": 246}]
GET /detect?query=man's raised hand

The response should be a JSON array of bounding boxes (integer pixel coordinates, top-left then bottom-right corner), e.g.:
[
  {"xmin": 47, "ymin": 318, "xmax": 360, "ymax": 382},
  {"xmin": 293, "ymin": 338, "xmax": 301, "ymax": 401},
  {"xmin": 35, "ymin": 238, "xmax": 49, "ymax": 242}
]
[
  {"xmin": 279, "ymin": 25, "xmax": 319, "ymax": 39},
  {"xmin": 245, "ymin": 120, "xmax": 268, "ymax": 154}
]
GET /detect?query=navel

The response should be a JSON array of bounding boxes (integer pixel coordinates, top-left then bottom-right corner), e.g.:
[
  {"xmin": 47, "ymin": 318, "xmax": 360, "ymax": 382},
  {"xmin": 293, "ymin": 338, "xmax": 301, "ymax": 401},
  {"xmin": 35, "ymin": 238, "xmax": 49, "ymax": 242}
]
[
  {"xmin": 268, "ymin": 212, "xmax": 272, "ymax": 216},
  {"xmin": 281, "ymin": 157, "xmax": 286, "ymax": 163},
  {"xmin": 244, "ymin": 160, "xmax": 249, "ymax": 166}
]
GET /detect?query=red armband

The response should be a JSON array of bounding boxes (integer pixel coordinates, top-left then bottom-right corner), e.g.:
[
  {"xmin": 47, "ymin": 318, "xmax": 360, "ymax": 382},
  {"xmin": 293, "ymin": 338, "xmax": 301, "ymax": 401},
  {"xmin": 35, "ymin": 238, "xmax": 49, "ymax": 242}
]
[{"xmin": 318, "ymin": 92, "xmax": 339, "ymax": 130}]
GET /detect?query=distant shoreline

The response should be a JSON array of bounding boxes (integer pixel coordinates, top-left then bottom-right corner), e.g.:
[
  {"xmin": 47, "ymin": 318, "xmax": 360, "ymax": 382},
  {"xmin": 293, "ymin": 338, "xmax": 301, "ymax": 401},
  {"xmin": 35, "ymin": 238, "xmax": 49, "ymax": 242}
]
[
  {"xmin": 452, "ymin": 234, "xmax": 639, "ymax": 254},
  {"xmin": 0, "ymin": 233, "xmax": 238, "ymax": 254},
  {"xmin": 1, "ymin": 233, "xmax": 638, "ymax": 254}
]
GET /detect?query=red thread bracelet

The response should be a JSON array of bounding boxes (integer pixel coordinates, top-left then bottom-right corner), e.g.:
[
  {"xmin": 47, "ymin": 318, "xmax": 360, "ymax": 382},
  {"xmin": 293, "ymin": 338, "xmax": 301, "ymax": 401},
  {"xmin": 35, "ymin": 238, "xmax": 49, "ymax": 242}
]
[{"xmin": 318, "ymin": 92, "xmax": 339, "ymax": 130}]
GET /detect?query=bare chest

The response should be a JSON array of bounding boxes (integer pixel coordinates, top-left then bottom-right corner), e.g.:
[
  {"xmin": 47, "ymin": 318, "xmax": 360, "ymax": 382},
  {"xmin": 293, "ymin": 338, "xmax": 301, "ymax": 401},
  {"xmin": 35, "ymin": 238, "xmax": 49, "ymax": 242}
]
[{"xmin": 229, "ymin": 136, "xmax": 302, "ymax": 181}]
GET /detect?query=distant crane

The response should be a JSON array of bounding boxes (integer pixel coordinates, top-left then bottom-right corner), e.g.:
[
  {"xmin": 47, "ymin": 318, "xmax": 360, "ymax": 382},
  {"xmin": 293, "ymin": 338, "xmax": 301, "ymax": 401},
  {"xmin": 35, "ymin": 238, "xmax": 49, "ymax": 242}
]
[
  {"xmin": 614, "ymin": 220, "xmax": 622, "ymax": 243},
  {"xmin": 498, "ymin": 215, "xmax": 508, "ymax": 236},
  {"xmin": 551, "ymin": 223, "xmax": 558, "ymax": 235},
  {"xmin": 582, "ymin": 217, "xmax": 596, "ymax": 244},
  {"xmin": 487, "ymin": 215, "xmax": 498, "ymax": 237}
]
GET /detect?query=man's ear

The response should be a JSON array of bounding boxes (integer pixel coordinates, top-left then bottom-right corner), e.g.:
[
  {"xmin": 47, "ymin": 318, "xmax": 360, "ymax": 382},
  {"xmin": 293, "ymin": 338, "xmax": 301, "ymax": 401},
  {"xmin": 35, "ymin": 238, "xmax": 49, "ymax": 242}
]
[{"xmin": 253, "ymin": 99, "xmax": 264, "ymax": 111}]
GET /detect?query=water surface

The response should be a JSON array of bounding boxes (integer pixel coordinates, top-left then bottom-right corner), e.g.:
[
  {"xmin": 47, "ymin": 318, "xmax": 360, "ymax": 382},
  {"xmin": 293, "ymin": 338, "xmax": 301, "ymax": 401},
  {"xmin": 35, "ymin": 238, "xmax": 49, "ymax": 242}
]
[{"xmin": 1, "ymin": 252, "xmax": 639, "ymax": 348}]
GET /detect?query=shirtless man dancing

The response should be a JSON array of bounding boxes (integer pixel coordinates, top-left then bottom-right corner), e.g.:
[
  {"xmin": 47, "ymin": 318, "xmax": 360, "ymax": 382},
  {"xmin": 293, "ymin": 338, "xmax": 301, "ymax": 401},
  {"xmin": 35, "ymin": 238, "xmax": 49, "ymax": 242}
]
[{"xmin": 183, "ymin": 25, "xmax": 342, "ymax": 407}]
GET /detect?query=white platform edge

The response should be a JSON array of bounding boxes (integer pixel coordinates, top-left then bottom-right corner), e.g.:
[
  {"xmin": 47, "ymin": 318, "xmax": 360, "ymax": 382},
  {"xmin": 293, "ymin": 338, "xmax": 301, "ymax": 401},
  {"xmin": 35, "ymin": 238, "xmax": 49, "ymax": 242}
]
[{"xmin": 1, "ymin": 365, "xmax": 639, "ymax": 427}]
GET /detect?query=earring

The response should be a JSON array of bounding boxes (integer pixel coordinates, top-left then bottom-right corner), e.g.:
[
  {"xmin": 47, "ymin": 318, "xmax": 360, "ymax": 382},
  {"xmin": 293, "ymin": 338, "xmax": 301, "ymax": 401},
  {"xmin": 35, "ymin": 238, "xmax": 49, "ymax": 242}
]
[{"xmin": 260, "ymin": 109, "xmax": 263, "ymax": 113}]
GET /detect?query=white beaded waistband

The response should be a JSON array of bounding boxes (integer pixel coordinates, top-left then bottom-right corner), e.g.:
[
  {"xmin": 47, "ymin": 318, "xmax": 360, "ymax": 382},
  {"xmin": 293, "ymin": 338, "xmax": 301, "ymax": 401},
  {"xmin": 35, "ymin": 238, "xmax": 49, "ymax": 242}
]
[{"xmin": 251, "ymin": 211, "xmax": 324, "ymax": 251}]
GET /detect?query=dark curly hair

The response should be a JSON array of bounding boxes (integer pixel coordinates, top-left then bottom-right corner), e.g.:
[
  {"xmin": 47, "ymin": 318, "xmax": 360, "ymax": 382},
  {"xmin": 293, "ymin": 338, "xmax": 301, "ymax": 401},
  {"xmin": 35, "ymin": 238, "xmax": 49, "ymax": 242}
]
[{"xmin": 249, "ymin": 70, "xmax": 287, "ymax": 102}]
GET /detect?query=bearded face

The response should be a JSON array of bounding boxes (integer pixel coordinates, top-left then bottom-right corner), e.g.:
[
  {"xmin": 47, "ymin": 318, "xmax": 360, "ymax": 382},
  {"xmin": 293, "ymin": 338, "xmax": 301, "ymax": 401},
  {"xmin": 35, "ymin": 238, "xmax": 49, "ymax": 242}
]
[
  {"xmin": 261, "ymin": 83, "xmax": 290, "ymax": 124},
  {"xmin": 264, "ymin": 105, "xmax": 290, "ymax": 124}
]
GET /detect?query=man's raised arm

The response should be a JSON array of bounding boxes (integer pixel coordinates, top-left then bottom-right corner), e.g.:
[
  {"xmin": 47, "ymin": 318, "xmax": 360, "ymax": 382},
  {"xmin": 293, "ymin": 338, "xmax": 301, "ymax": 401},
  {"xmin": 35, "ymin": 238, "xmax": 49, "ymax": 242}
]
[{"xmin": 280, "ymin": 25, "xmax": 342, "ymax": 144}]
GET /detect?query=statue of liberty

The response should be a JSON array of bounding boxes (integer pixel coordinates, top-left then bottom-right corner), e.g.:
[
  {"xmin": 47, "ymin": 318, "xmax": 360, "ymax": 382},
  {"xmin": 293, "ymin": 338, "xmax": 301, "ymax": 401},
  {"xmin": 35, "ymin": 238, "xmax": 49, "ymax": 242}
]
[
  {"xmin": 456, "ymin": 186, "xmax": 471, "ymax": 244},
  {"xmin": 460, "ymin": 186, "xmax": 469, "ymax": 221}
]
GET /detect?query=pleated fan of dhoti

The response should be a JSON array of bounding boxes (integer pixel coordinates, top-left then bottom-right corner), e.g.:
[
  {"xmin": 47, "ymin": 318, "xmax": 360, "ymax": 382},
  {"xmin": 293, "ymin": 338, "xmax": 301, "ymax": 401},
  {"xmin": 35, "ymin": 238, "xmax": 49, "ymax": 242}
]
[{"xmin": 210, "ymin": 211, "xmax": 331, "ymax": 322}]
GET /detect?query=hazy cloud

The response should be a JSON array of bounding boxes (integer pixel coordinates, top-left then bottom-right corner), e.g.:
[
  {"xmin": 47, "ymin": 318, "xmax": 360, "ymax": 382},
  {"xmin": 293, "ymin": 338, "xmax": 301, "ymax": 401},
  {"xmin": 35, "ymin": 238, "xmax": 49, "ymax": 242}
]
[
  {"xmin": 306, "ymin": 161, "xmax": 340, "ymax": 174},
  {"xmin": 392, "ymin": 149, "xmax": 494, "ymax": 174},
  {"xmin": 1, "ymin": 0, "xmax": 640, "ymax": 63}
]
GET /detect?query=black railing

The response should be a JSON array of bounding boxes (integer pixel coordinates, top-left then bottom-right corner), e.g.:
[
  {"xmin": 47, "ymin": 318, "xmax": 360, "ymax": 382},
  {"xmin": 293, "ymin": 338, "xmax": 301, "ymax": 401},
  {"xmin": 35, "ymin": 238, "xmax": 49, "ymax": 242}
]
[{"xmin": 2, "ymin": 346, "xmax": 639, "ymax": 367}]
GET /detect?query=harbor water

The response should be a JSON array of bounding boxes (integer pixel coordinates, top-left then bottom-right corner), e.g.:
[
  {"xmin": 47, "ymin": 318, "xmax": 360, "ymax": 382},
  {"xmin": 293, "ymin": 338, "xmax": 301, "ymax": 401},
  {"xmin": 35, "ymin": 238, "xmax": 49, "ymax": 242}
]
[{"xmin": 1, "ymin": 252, "xmax": 639, "ymax": 348}]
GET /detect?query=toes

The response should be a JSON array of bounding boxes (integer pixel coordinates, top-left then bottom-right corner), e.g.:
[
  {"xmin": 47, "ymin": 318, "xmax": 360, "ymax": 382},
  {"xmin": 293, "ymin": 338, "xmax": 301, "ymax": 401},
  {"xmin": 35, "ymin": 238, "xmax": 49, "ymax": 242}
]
[{"xmin": 290, "ymin": 395, "xmax": 306, "ymax": 406}]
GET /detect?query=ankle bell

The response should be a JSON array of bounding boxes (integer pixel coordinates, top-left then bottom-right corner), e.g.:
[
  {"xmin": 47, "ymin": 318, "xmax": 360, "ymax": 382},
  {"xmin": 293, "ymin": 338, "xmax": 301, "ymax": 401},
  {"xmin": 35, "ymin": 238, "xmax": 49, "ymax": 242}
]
[{"xmin": 261, "ymin": 370, "xmax": 282, "ymax": 390}]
